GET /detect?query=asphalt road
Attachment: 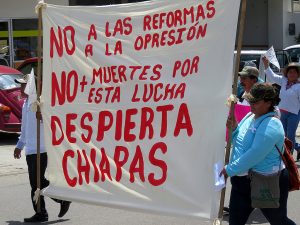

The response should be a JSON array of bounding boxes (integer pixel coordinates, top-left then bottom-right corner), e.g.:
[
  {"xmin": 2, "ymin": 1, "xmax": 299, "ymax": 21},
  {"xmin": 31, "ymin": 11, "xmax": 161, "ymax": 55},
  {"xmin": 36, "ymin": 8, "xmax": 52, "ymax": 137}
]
[{"xmin": 1, "ymin": 132, "xmax": 300, "ymax": 225}]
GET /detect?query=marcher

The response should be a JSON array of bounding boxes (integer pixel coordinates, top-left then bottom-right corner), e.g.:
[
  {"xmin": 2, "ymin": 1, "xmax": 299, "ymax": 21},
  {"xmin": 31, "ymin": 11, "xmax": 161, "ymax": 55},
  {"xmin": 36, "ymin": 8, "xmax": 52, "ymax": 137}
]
[
  {"xmin": 237, "ymin": 61, "xmax": 259, "ymax": 99},
  {"xmin": 262, "ymin": 57, "xmax": 300, "ymax": 160},
  {"xmin": 223, "ymin": 65, "xmax": 261, "ymax": 216},
  {"xmin": 237, "ymin": 66, "xmax": 259, "ymax": 105},
  {"xmin": 221, "ymin": 83, "xmax": 296, "ymax": 225},
  {"xmin": 13, "ymin": 74, "xmax": 71, "ymax": 222}
]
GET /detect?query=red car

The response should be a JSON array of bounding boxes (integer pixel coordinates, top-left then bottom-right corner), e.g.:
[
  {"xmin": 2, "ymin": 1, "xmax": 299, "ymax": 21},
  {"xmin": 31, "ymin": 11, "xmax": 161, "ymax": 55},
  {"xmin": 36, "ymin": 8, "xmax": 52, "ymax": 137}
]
[
  {"xmin": 17, "ymin": 57, "xmax": 42, "ymax": 76},
  {"xmin": 0, "ymin": 65, "xmax": 25, "ymax": 132}
]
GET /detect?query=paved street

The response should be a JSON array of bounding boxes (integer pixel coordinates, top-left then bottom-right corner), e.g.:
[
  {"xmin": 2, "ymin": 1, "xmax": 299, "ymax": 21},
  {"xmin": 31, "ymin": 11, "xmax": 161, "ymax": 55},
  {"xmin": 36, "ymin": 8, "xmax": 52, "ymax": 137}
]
[{"xmin": 1, "ymin": 131, "xmax": 300, "ymax": 225}]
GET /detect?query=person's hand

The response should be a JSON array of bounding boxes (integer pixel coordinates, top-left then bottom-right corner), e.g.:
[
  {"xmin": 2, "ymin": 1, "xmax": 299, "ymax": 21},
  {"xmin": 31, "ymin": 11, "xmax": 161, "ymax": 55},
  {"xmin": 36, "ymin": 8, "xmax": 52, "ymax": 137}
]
[
  {"xmin": 219, "ymin": 167, "xmax": 228, "ymax": 179},
  {"xmin": 262, "ymin": 56, "xmax": 269, "ymax": 69},
  {"xmin": 14, "ymin": 148, "xmax": 21, "ymax": 159},
  {"xmin": 226, "ymin": 115, "xmax": 237, "ymax": 130}
]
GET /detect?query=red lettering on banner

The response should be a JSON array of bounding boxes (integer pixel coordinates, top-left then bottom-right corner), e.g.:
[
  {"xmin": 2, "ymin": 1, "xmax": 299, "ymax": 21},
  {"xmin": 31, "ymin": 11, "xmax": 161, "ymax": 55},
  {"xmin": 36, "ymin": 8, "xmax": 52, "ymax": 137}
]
[
  {"xmin": 63, "ymin": 26, "xmax": 76, "ymax": 55},
  {"xmin": 139, "ymin": 107, "xmax": 154, "ymax": 140},
  {"xmin": 62, "ymin": 149, "xmax": 77, "ymax": 187},
  {"xmin": 50, "ymin": 26, "xmax": 76, "ymax": 58},
  {"xmin": 157, "ymin": 105, "xmax": 174, "ymax": 138},
  {"xmin": 115, "ymin": 110, "xmax": 123, "ymax": 141},
  {"xmin": 105, "ymin": 41, "xmax": 123, "ymax": 56},
  {"xmin": 129, "ymin": 145, "xmax": 145, "ymax": 183},
  {"xmin": 134, "ymin": 28, "xmax": 185, "ymax": 51},
  {"xmin": 50, "ymin": 27, "xmax": 63, "ymax": 58},
  {"xmin": 61, "ymin": 143, "xmax": 167, "ymax": 187},
  {"xmin": 96, "ymin": 111, "xmax": 113, "ymax": 141},
  {"xmin": 131, "ymin": 83, "xmax": 185, "ymax": 103},
  {"xmin": 51, "ymin": 70, "xmax": 79, "ymax": 106},
  {"xmin": 90, "ymin": 148, "xmax": 100, "ymax": 182},
  {"xmin": 77, "ymin": 149, "xmax": 90, "ymax": 185},
  {"xmin": 51, "ymin": 116, "xmax": 64, "ymax": 145},
  {"xmin": 174, "ymin": 103, "xmax": 193, "ymax": 137},
  {"xmin": 88, "ymin": 86, "xmax": 120, "ymax": 104},
  {"xmin": 99, "ymin": 148, "xmax": 112, "ymax": 182},
  {"xmin": 66, "ymin": 113, "xmax": 77, "ymax": 143},
  {"xmin": 148, "ymin": 142, "xmax": 168, "ymax": 186},
  {"xmin": 54, "ymin": 103, "xmax": 193, "ymax": 143},
  {"xmin": 142, "ymin": 2, "xmax": 215, "ymax": 32},
  {"xmin": 80, "ymin": 112, "xmax": 93, "ymax": 143},
  {"xmin": 48, "ymin": 0, "xmax": 218, "ymax": 191},
  {"xmin": 88, "ymin": 24, "xmax": 97, "ymax": 41},
  {"xmin": 85, "ymin": 44, "xmax": 93, "ymax": 57},
  {"xmin": 105, "ymin": 17, "xmax": 132, "ymax": 37},
  {"xmin": 206, "ymin": 0, "xmax": 216, "ymax": 18},
  {"xmin": 172, "ymin": 56, "xmax": 199, "ymax": 78},
  {"xmin": 114, "ymin": 146, "xmax": 129, "ymax": 181},
  {"xmin": 124, "ymin": 108, "xmax": 138, "ymax": 142}
]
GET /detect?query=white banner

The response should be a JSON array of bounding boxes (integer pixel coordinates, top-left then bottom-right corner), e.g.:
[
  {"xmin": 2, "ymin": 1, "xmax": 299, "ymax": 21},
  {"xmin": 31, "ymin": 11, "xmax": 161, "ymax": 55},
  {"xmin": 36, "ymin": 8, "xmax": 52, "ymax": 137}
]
[{"xmin": 41, "ymin": 0, "xmax": 240, "ymax": 219}]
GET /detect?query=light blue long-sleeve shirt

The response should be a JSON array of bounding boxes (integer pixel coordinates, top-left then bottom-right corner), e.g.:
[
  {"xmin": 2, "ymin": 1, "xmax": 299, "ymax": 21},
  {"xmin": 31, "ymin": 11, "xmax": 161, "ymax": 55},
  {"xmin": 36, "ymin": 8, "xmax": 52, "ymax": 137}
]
[
  {"xmin": 16, "ymin": 99, "xmax": 46, "ymax": 155},
  {"xmin": 226, "ymin": 112, "xmax": 285, "ymax": 177}
]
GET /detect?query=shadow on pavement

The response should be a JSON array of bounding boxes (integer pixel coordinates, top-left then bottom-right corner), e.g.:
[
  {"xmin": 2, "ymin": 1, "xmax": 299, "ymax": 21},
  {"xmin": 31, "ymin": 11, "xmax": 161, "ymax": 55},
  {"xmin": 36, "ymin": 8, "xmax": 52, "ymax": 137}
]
[
  {"xmin": 222, "ymin": 208, "xmax": 268, "ymax": 224},
  {"xmin": 0, "ymin": 133, "xmax": 19, "ymax": 146},
  {"xmin": 6, "ymin": 219, "xmax": 69, "ymax": 225},
  {"xmin": 247, "ymin": 209, "xmax": 268, "ymax": 224}
]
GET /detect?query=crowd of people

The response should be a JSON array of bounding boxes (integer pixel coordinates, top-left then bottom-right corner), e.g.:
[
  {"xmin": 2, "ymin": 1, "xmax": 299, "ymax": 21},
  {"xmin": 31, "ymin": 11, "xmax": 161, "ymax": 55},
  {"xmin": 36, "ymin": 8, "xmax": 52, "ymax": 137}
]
[{"xmin": 220, "ymin": 58, "xmax": 300, "ymax": 224}]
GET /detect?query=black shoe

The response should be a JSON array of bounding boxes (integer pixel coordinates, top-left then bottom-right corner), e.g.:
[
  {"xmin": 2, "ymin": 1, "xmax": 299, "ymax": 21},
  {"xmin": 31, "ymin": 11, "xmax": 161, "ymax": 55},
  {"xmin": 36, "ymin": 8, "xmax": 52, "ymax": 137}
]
[
  {"xmin": 58, "ymin": 201, "xmax": 71, "ymax": 218},
  {"xmin": 24, "ymin": 213, "xmax": 48, "ymax": 222}
]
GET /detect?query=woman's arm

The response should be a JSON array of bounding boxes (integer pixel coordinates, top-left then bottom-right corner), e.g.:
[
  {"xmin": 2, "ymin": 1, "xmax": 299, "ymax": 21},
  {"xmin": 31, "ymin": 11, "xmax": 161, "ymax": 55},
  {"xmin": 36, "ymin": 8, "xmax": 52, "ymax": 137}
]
[
  {"xmin": 226, "ymin": 119, "xmax": 282, "ymax": 176},
  {"xmin": 262, "ymin": 56, "xmax": 283, "ymax": 85}
]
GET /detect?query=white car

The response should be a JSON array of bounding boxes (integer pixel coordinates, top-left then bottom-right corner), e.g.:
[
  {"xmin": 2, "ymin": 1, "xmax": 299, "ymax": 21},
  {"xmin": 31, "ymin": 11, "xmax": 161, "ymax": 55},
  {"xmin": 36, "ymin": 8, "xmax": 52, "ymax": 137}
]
[{"xmin": 284, "ymin": 44, "xmax": 300, "ymax": 63}]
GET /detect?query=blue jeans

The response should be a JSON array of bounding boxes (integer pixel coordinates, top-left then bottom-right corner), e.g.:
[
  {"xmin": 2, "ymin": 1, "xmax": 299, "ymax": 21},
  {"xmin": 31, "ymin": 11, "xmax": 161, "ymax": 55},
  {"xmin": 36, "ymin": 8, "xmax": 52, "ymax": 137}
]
[
  {"xmin": 280, "ymin": 111, "xmax": 300, "ymax": 153},
  {"xmin": 229, "ymin": 169, "xmax": 296, "ymax": 225}
]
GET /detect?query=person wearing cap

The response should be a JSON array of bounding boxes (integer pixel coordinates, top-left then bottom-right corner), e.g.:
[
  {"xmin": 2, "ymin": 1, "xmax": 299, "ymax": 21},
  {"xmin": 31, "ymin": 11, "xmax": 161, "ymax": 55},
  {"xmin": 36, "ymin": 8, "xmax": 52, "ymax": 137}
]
[
  {"xmin": 237, "ymin": 61, "xmax": 259, "ymax": 99},
  {"xmin": 237, "ymin": 66, "xmax": 260, "ymax": 105},
  {"xmin": 262, "ymin": 57, "xmax": 300, "ymax": 160},
  {"xmin": 13, "ymin": 75, "xmax": 71, "ymax": 222},
  {"xmin": 220, "ymin": 83, "xmax": 296, "ymax": 225}
]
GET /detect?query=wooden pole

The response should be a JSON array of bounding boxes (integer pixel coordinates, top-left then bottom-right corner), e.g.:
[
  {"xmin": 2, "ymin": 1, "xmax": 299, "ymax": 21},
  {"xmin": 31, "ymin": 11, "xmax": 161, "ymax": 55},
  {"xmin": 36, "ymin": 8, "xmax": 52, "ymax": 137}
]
[
  {"xmin": 36, "ymin": 6, "xmax": 43, "ymax": 214},
  {"xmin": 216, "ymin": 0, "xmax": 247, "ymax": 222}
]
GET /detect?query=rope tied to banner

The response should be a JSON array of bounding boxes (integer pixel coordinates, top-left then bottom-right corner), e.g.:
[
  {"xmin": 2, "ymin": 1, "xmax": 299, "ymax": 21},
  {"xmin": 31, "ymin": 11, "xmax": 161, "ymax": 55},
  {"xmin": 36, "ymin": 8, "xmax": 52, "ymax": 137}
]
[
  {"xmin": 35, "ymin": 0, "xmax": 47, "ymax": 14},
  {"xmin": 226, "ymin": 94, "xmax": 238, "ymax": 107},
  {"xmin": 33, "ymin": 188, "xmax": 41, "ymax": 205},
  {"xmin": 30, "ymin": 100, "xmax": 43, "ymax": 112},
  {"xmin": 213, "ymin": 218, "xmax": 221, "ymax": 225}
]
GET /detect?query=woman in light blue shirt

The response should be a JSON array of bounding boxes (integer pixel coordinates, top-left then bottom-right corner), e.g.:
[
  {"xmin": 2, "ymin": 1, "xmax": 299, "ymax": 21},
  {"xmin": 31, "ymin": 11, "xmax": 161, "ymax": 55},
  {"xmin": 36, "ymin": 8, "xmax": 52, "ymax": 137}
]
[{"xmin": 220, "ymin": 83, "xmax": 296, "ymax": 225}]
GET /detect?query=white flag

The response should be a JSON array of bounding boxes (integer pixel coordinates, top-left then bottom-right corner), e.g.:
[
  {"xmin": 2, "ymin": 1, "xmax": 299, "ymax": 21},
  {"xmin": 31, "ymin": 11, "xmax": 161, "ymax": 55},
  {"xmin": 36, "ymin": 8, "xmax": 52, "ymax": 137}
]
[
  {"xmin": 265, "ymin": 46, "xmax": 280, "ymax": 69},
  {"xmin": 24, "ymin": 68, "xmax": 37, "ymax": 107}
]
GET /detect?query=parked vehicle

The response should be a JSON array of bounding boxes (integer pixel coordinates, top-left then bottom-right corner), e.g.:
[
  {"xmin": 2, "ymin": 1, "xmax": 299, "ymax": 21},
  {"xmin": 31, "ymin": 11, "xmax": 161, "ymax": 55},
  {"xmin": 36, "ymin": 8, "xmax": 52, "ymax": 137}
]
[
  {"xmin": 0, "ymin": 65, "xmax": 25, "ymax": 133},
  {"xmin": 284, "ymin": 44, "xmax": 300, "ymax": 63},
  {"xmin": 235, "ymin": 50, "xmax": 266, "ymax": 70},
  {"xmin": 234, "ymin": 50, "xmax": 289, "ymax": 71},
  {"xmin": 17, "ymin": 57, "xmax": 42, "ymax": 76}
]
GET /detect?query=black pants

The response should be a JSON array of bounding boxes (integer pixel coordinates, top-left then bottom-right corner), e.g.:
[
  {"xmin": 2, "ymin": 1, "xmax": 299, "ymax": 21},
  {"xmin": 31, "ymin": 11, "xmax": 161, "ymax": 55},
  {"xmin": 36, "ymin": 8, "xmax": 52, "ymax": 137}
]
[
  {"xmin": 229, "ymin": 169, "xmax": 296, "ymax": 225},
  {"xmin": 26, "ymin": 153, "xmax": 61, "ymax": 214}
]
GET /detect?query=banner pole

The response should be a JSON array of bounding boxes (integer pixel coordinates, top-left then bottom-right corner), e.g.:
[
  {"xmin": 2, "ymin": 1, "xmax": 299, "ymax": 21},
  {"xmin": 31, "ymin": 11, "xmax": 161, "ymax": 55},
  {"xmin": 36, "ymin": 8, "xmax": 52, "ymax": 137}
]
[
  {"xmin": 215, "ymin": 0, "xmax": 247, "ymax": 223},
  {"xmin": 36, "ymin": 5, "xmax": 43, "ymax": 214}
]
